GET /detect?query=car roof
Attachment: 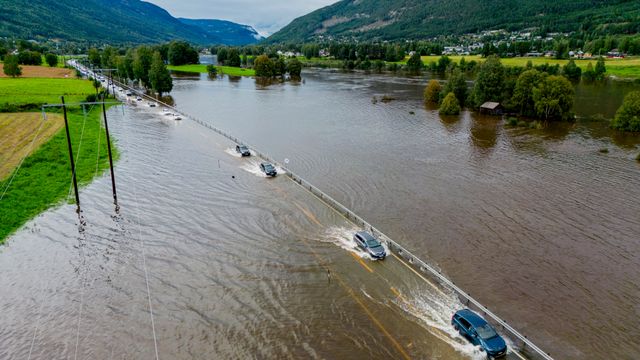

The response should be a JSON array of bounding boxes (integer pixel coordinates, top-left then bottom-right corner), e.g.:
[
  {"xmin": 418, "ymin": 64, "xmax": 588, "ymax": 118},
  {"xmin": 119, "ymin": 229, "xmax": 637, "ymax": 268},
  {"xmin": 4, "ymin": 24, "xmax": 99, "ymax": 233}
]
[
  {"xmin": 356, "ymin": 231, "xmax": 376, "ymax": 241},
  {"xmin": 455, "ymin": 309, "xmax": 488, "ymax": 327},
  {"xmin": 261, "ymin": 162, "xmax": 273, "ymax": 166}
]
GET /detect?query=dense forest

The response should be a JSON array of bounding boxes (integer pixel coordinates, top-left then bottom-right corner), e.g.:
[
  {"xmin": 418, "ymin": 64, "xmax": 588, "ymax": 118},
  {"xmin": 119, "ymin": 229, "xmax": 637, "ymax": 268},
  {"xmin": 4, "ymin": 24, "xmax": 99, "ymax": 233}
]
[
  {"xmin": 0, "ymin": 0, "xmax": 261, "ymax": 45},
  {"xmin": 268, "ymin": 0, "xmax": 640, "ymax": 43}
]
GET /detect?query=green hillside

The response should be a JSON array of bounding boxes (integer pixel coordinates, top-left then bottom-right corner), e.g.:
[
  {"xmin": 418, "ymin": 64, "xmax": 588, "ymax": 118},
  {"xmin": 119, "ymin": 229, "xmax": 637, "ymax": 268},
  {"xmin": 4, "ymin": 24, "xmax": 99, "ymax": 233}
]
[
  {"xmin": 0, "ymin": 0, "xmax": 261, "ymax": 45},
  {"xmin": 268, "ymin": 0, "xmax": 640, "ymax": 43}
]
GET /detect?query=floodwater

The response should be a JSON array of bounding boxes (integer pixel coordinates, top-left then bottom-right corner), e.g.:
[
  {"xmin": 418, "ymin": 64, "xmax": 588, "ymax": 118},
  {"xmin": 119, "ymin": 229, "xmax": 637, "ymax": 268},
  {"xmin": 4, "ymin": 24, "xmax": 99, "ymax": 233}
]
[
  {"xmin": 161, "ymin": 69, "xmax": 640, "ymax": 359},
  {"xmin": 1, "ymin": 100, "xmax": 515, "ymax": 359}
]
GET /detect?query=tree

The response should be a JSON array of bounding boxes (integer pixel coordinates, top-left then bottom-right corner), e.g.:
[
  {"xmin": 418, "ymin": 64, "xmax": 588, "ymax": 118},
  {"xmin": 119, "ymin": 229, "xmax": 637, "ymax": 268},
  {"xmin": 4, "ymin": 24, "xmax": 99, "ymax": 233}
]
[
  {"xmin": 424, "ymin": 80, "xmax": 441, "ymax": 103},
  {"xmin": 471, "ymin": 55, "xmax": 505, "ymax": 107},
  {"xmin": 254, "ymin": 55, "xmax": 274, "ymax": 77},
  {"xmin": 595, "ymin": 56, "xmax": 606, "ymax": 80},
  {"xmin": 206, "ymin": 64, "xmax": 218, "ymax": 77},
  {"xmin": 273, "ymin": 57, "xmax": 286, "ymax": 77},
  {"xmin": 92, "ymin": 78, "xmax": 101, "ymax": 96},
  {"xmin": 217, "ymin": 47, "xmax": 228, "ymax": 65},
  {"xmin": 227, "ymin": 48, "xmax": 241, "ymax": 67},
  {"xmin": 440, "ymin": 92, "xmax": 461, "ymax": 115},
  {"xmin": 149, "ymin": 52, "xmax": 173, "ymax": 97},
  {"xmin": 17, "ymin": 51, "xmax": 42, "ymax": 65},
  {"xmin": 45, "ymin": 53, "xmax": 58, "ymax": 67},
  {"xmin": 287, "ymin": 58, "xmax": 302, "ymax": 78},
  {"xmin": 442, "ymin": 68, "xmax": 468, "ymax": 106},
  {"xmin": 532, "ymin": 75, "xmax": 574, "ymax": 121},
  {"xmin": 562, "ymin": 59, "xmax": 581, "ymax": 81},
  {"xmin": 582, "ymin": 62, "xmax": 596, "ymax": 81},
  {"xmin": 168, "ymin": 41, "xmax": 199, "ymax": 66},
  {"xmin": 436, "ymin": 55, "xmax": 451, "ymax": 73},
  {"xmin": 88, "ymin": 48, "xmax": 101, "ymax": 67},
  {"xmin": 513, "ymin": 69, "xmax": 547, "ymax": 116},
  {"xmin": 133, "ymin": 46, "xmax": 153, "ymax": 88},
  {"xmin": 406, "ymin": 52, "xmax": 423, "ymax": 73},
  {"xmin": 611, "ymin": 91, "xmax": 640, "ymax": 132},
  {"xmin": 3, "ymin": 55, "xmax": 22, "ymax": 77}
]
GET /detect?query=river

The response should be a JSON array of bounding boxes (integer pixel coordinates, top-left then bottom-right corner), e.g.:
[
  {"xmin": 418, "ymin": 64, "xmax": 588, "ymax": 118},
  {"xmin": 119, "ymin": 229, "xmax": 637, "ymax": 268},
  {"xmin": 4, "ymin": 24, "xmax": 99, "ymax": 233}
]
[
  {"xmin": 1, "ymin": 66, "xmax": 639, "ymax": 359},
  {"xmin": 165, "ymin": 69, "xmax": 640, "ymax": 359}
]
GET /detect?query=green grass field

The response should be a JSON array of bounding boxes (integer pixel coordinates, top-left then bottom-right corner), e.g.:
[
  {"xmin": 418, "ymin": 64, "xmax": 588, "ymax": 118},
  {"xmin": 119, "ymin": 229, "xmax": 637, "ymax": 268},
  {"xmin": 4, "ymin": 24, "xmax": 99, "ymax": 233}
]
[
  {"xmin": 0, "ymin": 78, "xmax": 95, "ymax": 108},
  {"xmin": 0, "ymin": 76, "xmax": 117, "ymax": 243},
  {"xmin": 0, "ymin": 106, "xmax": 117, "ymax": 242},
  {"xmin": 167, "ymin": 64, "xmax": 256, "ymax": 77},
  {"xmin": 417, "ymin": 55, "xmax": 640, "ymax": 79}
]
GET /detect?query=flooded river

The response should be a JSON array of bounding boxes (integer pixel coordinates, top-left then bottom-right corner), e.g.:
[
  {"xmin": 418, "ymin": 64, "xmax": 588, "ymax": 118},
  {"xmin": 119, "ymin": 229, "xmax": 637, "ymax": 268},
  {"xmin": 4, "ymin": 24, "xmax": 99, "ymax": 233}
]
[
  {"xmin": 164, "ymin": 70, "xmax": 640, "ymax": 359},
  {"xmin": 1, "ymin": 68, "xmax": 639, "ymax": 359}
]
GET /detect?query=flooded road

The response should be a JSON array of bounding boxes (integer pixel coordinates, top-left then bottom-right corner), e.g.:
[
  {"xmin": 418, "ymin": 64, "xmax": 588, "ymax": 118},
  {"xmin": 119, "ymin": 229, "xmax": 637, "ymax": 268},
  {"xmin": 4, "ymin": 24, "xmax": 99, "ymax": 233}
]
[
  {"xmin": 0, "ymin": 103, "xmax": 514, "ymax": 359},
  {"xmin": 165, "ymin": 70, "xmax": 640, "ymax": 359}
]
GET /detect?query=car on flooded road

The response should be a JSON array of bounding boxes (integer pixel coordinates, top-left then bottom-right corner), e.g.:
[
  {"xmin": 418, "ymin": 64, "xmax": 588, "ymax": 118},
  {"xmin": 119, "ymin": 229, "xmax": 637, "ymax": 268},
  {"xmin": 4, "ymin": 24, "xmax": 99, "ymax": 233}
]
[
  {"xmin": 236, "ymin": 145, "xmax": 251, "ymax": 157},
  {"xmin": 452, "ymin": 309, "xmax": 507, "ymax": 358},
  {"xmin": 353, "ymin": 231, "xmax": 386, "ymax": 260},
  {"xmin": 260, "ymin": 162, "xmax": 277, "ymax": 177}
]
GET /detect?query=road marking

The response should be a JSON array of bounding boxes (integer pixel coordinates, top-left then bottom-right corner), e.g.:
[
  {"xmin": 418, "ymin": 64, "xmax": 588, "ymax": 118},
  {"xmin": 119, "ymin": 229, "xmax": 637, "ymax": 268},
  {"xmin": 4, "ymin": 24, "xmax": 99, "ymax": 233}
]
[
  {"xmin": 391, "ymin": 253, "xmax": 448, "ymax": 298},
  {"xmin": 293, "ymin": 202, "xmax": 323, "ymax": 226},
  {"xmin": 512, "ymin": 349, "xmax": 527, "ymax": 360},
  {"xmin": 350, "ymin": 252, "xmax": 374, "ymax": 273}
]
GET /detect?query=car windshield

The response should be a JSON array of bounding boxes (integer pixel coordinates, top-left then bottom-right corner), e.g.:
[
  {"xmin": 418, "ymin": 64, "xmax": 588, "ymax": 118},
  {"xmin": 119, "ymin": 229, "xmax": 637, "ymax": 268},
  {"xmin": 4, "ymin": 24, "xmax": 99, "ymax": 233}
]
[
  {"xmin": 365, "ymin": 239, "xmax": 380, "ymax": 247},
  {"xmin": 264, "ymin": 164, "xmax": 274, "ymax": 170},
  {"xmin": 239, "ymin": 146, "xmax": 248, "ymax": 150},
  {"xmin": 476, "ymin": 324, "xmax": 498, "ymax": 340}
]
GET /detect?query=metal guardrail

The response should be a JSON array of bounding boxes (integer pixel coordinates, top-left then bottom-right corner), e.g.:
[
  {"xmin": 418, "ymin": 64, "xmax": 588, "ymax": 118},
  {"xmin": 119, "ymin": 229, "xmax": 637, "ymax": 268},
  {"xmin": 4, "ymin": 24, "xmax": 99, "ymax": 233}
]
[{"xmin": 82, "ymin": 65, "xmax": 554, "ymax": 360}]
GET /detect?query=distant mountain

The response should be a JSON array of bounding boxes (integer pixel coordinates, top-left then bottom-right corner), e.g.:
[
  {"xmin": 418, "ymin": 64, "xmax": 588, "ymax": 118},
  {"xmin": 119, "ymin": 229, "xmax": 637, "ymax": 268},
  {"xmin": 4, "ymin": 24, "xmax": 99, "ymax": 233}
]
[
  {"xmin": 178, "ymin": 19, "xmax": 263, "ymax": 46},
  {"xmin": 0, "ymin": 0, "xmax": 261, "ymax": 45},
  {"xmin": 268, "ymin": 0, "xmax": 640, "ymax": 42}
]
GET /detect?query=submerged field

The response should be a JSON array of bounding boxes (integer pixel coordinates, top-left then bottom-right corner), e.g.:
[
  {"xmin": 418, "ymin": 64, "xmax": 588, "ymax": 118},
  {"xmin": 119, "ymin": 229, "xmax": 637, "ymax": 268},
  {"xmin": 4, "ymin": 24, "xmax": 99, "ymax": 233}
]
[{"xmin": 168, "ymin": 64, "xmax": 256, "ymax": 77}]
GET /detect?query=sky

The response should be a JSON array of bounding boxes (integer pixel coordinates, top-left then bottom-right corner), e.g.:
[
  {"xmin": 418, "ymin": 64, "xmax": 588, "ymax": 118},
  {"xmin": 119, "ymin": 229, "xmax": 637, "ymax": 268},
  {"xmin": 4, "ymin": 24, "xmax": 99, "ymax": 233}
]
[{"xmin": 146, "ymin": 0, "xmax": 337, "ymax": 36}]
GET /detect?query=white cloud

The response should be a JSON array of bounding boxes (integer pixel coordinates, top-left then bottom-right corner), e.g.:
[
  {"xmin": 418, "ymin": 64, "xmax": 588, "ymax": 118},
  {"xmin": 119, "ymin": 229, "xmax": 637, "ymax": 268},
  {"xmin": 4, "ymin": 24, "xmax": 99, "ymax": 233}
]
[{"xmin": 146, "ymin": 0, "xmax": 337, "ymax": 35}]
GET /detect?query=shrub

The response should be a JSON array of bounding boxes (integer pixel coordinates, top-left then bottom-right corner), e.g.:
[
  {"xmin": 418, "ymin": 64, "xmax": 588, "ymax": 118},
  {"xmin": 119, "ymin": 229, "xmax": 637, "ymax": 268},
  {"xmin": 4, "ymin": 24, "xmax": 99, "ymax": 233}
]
[
  {"xmin": 423, "ymin": 80, "xmax": 441, "ymax": 103},
  {"xmin": 85, "ymin": 94, "xmax": 97, "ymax": 103},
  {"xmin": 440, "ymin": 92, "xmax": 461, "ymax": 115},
  {"xmin": 206, "ymin": 64, "xmax": 218, "ymax": 76},
  {"xmin": 506, "ymin": 117, "xmax": 518, "ymax": 126},
  {"xmin": 611, "ymin": 91, "xmax": 640, "ymax": 132}
]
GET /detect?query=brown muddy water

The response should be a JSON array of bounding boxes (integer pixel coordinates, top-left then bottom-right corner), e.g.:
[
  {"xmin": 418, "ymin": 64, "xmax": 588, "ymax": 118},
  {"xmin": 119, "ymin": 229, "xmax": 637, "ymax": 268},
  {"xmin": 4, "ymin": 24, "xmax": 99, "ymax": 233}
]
[
  {"xmin": 165, "ymin": 69, "xmax": 640, "ymax": 359},
  {"xmin": 1, "ymin": 69, "xmax": 639, "ymax": 359}
]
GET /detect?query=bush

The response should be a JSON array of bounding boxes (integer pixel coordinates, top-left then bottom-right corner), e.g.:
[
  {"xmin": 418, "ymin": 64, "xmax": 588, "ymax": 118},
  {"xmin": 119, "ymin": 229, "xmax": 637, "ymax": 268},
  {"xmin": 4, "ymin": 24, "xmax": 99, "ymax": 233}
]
[
  {"xmin": 206, "ymin": 64, "xmax": 218, "ymax": 76},
  {"xmin": 440, "ymin": 92, "xmax": 461, "ymax": 115},
  {"xmin": 85, "ymin": 94, "xmax": 97, "ymax": 103},
  {"xmin": 45, "ymin": 53, "xmax": 58, "ymax": 67},
  {"xmin": 506, "ymin": 117, "xmax": 518, "ymax": 126},
  {"xmin": 611, "ymin": 91, "xmax": 640, "ymax": 132},
  {"xmin": 423, "ymin": 79, "xmax": 441, "ymax": 103},
  {"xmin": 2, "ymin": 55, "xmax": 22, "ymax": 77},
  {"xmin": 254, "ymin": 55, "xmax": 274, "ymax": 77}
]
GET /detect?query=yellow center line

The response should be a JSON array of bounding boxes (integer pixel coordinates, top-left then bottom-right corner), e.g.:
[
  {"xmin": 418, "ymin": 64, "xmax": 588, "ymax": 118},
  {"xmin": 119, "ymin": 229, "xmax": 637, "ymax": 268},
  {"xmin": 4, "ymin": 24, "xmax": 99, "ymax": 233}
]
[
  {"xmin": 264, "ymin": 182, "xmax": 410, "ymax": 359},
  {"xmin": 391, "ymin": 253, "xmax": 448, "ymax": 298},
  {"xmin": 350, "ymin": 252, "xmax": 374, "ymax": 273}
]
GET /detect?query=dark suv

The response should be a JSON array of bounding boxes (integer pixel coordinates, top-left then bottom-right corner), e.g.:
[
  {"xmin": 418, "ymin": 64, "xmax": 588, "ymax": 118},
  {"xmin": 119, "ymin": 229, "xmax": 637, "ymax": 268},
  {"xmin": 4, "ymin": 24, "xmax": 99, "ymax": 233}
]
[
  {"xmin": 452, "ymin": 309, "xmax": 507, "ymax": 358},
  {"xmin": 353, "ymin": 231, "xmax": 386, "ymax": 260},
  {"xmin": 236, "ymin": 145, "xmax": 251, "ymax": 157},
  {"xmin": 260, "ymin": 162, "xmax": 277, "ymax": 177}
]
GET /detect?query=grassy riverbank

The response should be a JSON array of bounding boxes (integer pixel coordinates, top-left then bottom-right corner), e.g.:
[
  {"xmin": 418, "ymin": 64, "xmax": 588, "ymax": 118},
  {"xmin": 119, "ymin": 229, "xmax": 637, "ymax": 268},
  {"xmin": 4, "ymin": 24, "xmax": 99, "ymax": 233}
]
[
  {"xmin": 298, "ymin": 55, "xmax": 640, "ymax": 79},
  {"xmin": 0, "ymin": 74, "xmax": 116, "ymax": 243},
  {"xmin": 167, "ymin": 64, "xmax": 256, "ymax": 77}
]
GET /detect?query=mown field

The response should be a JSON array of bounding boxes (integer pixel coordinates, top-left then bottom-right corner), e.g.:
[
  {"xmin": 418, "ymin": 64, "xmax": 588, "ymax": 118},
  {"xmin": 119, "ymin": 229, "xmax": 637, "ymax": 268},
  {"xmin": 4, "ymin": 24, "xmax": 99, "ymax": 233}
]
[
  {"xmin": 0, "ymin": 78, "xmax": 94, "ymax": 109},
  {"xmin": 167, "ymin": 64, "xmax": 256, "ymax": 77},
  {"xmin": 0, "ymin": 75, "xmax": 116, "ymax": 243},
  {"xmin": 0, "ymin": 64, "xmax": 74, "ymax": 78},
  {"xmin": 0, "ymin": 112, "xmax": 64, "ymax": 179}
]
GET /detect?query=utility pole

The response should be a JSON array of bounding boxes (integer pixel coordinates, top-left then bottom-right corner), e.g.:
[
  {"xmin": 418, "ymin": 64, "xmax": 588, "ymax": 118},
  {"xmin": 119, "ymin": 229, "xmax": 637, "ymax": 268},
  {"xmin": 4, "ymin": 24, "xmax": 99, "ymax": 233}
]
[
  {"xmin": 61, "ymin": 96, "xmax": 81, "ymax": 213},
  {"xmin": 101, "ymin": 93, "xmax": 119, "ymax": 212}
]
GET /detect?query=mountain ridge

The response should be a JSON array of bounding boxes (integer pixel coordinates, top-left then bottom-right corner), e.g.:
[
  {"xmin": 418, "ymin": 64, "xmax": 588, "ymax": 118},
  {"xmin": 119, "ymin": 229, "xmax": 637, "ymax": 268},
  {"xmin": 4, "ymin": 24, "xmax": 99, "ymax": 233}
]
[
  {"xmin": 0, "ymin": 0, "xmax": 261, "ymax": 45},
  {"xmin": 267, "ymin": 0, "xmax": 640, "ymax": 43}
]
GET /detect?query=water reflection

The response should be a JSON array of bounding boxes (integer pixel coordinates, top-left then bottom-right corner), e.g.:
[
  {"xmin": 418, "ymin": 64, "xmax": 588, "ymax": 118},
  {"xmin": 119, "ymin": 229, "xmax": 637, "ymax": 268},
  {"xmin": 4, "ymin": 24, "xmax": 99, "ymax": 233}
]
[{"xmin": 469, "ymin": 113, "xmax": 500, "ymax": 153}]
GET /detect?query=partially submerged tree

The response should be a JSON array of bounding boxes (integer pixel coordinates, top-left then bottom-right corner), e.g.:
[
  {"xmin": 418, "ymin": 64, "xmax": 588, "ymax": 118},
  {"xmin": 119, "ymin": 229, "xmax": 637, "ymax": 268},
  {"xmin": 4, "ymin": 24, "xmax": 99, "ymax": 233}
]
[
  {"xmin": 423, "ymin": 79, "xmax": 441, "ymax": 103},
  {"xmin": 440, "ymin": 92, "xmax": 461, "ymax": 115},
  {"xmin": 611, "ymin": 91, "xmax": 640, "ymax": 132},
  {"xmin": 149, "ymin": 51, "xmax": 173, "ymax": 97},
  {"xmin": 532, "ymin": 75, "xmax": 574, "ymax": 121}
]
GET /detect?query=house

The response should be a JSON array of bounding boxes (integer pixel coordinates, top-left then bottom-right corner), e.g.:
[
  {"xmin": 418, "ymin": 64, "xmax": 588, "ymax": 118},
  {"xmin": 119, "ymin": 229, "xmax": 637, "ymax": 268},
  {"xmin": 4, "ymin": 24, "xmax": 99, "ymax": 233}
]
[{"xmin": 479, "ymin": 102, "xmax": 503, "ymax": 115}]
